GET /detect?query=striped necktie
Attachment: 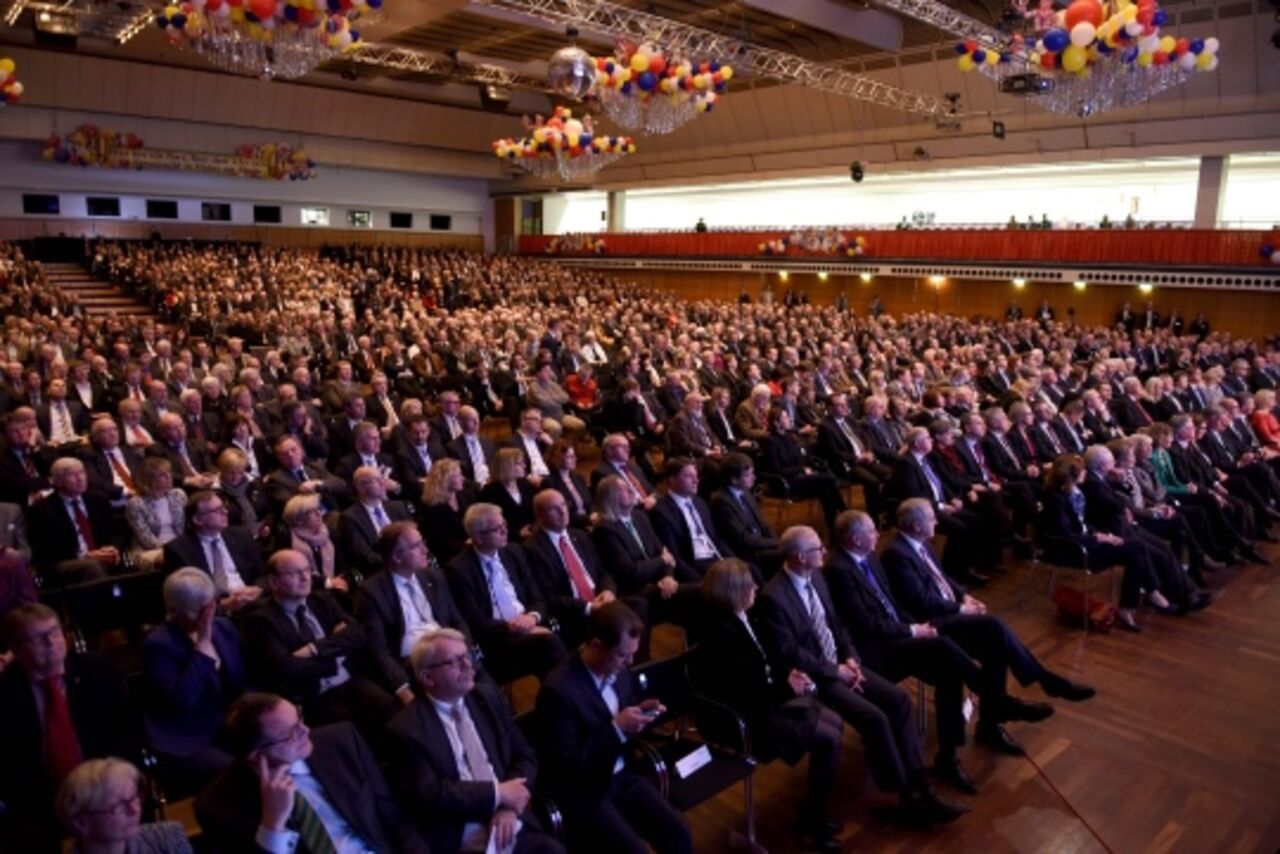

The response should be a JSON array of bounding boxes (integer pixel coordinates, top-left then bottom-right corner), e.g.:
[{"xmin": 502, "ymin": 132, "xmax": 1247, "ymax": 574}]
[{"xmin": 291, "ymin": 791, "xmax": 337, "ymax": 854}]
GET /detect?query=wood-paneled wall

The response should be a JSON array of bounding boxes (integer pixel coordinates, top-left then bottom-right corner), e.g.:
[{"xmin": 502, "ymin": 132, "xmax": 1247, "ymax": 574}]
[
  {"xmin": 0, "ymin": 218, "xmax": 484, "ymax": 250},
  {"xmin": 602, "ymin": 267, "xmax": 1280, "ymax": 341}
]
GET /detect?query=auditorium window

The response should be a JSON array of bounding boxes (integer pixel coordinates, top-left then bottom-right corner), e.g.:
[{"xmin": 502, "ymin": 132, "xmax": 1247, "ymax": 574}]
[
  {"xmin": 146, "ymin": 199, "xmax": 178, "ymax": 219},
  {"xmin": 22, "ymin": 194, "xmax": 60, "ymax": 215},
  {"xmin": 254, "ymin": 205, "xmax": 282, "ymax": 224},
  {"xmin": 201, "ymin": 202, "xmax": 232, "ymax": 222},
  {"xmin": 347, "ymin": 210, "xmax": 373, "ymax": 228},
  {"xmin": 301, "ymin": 207, "xmax": 329, "ymax": 226},
  {"xmin": 389, "ymin": 211, "xmax": 413, "ymax": 229},
  {"xmin": 86, "ymin": 197, "xmax": 121, "ymax": 217},
  {"xmin": 429, "ymin": 214, "xmax": 452, "ymax": 231}
]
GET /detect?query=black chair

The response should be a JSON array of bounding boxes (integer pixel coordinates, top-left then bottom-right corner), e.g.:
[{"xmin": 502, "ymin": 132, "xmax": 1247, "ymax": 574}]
[
  {"xmin": 512, "ymin": 711, "xmax": 564, "ymax": 841},
  {"xmin": 629, "ymin": 652, "xmax": 762, "ymax": 853},
  {"xmin": 1028, "ymin": 520, "xmax": 1120, "ymax": 632},
  {"xmin": 60, "ymin": 571, "xmax": 167, "ymax": 672}
]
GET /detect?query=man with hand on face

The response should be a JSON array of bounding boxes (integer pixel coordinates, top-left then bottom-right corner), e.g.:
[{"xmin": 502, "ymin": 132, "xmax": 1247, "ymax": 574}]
[
  {"xmin": 195, "ymin": 692, "xmax": 428, "ymax": 853},
  {"xmin": 388, "ymin": 628, "xmax": 565, "ymax": 854}
]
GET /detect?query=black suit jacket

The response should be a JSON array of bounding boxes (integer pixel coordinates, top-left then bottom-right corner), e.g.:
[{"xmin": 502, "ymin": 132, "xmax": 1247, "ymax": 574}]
[
  {"xmin": 1168, "ymin": 441, "xmax": 1219, "ymax": 490},
  {"xmin": 355, "ymin": 567, "xmax": 471, "ymax": 694},
  {"xmin": 445, "ymin": 434, "xmax": 495, "ymax": 484},
  {"xmin": 161, "ymin": 525, "xmax": 264, "ymax": 587},
  {"xmin": 880, "ymin": 534, "xmax": 965, "ymax": 620},
  {"xmin": 1081, "ymin": 472, "xmax": 1130, "ymax": 536},
  {"xmin": 756, "ymin": 569, "xmax": 855, "ymax": 683},
  {"xmin": 243, "ymin": 593, "xmax": 370, "ymax": 703},
  {"xmin": 146, "ymin": 438, "xmax": 212, "ymax": 476},
  {"xmin": 825, "ymin": 550, "xmax": 914, "ymax": 660},
  {"xmin": 27, "ymin": 491, "xmax": 119, "ymax": 573},
  {"xmin": 35, "ymin": 399, "xmax": 89, "ymax": 440},
  {"xmin": 0, "ymin": 445, "xmax": 52, "ymax": 505},
  {"xmin": 859, "ymin": 417, "xmax": 900, "ymax": 465},
  {"xmin": 887, "ymin": 453, "xmax": 955, "ymax": 513},
  {"xmin": 524, "ymin": 528, "xmax": 616, "ymax": 634},
  {"xmin": 709, "ymin": 488, "xmax": 778, "ymax": 557},
  {"xmin": 591, "ymin": 511, "xmax": 675, "ymax": 594},
  {"xmin": 544, "ymin": 468, "xmax": 595, "ymax": 527},
  {"xmin": 79, "ymin": 444, "xmax": 144, "ymax": 503},
  {"xmin": 446, "ymin": 545, "xmax": 547, "ymax": 649},
  {"xmin": 336, "ymin": 500, "xmax": 411, "ymax": 577},
  {"xmin": 395, "ymin": 439, "xmax": 448, "ymax": 499},
  {"xmin": 590, "ymin": 460, "xmax": 654, "ymax": 496},
  {"xmin": 263, "ymin": 462, "xmax": 349, "ymax": 515},
  {"xmin": 387, "ymin": 685, "xmax": 540, "ymax": 854},
  {"xmin": 650, "ymin": 493, "xmax": 733, "ymax": 580},
  {"xmin": 195, "ymin": 722, "xmax": 428, "ymax": 854}
]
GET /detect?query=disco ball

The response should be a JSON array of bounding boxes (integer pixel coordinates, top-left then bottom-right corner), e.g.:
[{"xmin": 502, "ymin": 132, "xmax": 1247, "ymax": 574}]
[{"xmin": 547, "ymin": 46, "xmax": 596, "ymax": 100}]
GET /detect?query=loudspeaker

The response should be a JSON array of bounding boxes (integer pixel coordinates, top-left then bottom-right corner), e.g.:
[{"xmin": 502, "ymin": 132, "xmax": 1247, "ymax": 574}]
[
  {"xmin": 992, "ymin": 121, "xmax": 1006, "ymax": 140},
  {"xmin": 851, "ymin": 161, "xmax": 864, "ymax": 183}
]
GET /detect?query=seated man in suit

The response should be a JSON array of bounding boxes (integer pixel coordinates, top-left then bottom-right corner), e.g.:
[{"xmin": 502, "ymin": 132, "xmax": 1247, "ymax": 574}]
[
  {"xmin": 591, "ymin": 433, "xmax": 657, "ymax": 511},
  {"xmin": 28, "ymin": 457, "xmax": 122, "ymax": 585},
  {"xmin": 447, "ymin": 503, "xmax": 567, "ymax": 684},
  {"xmin": 79, "ymin": 417, "xmax": 142, "ymax": 507},
  {"xmin": 834, "ymin": 508, "xmax": 1094, "ymax": 767},
  {"xmin": 333, "ymin": 421, "xmax": 402, "ymax": 497},
  {"xmin": 394, "ymin": 413, "xmax": 445, "ymax": 500},
  {"xmin": 263, "ymin": 433, "xmax": 349, "ymax": 519},
  {"xmin": 535, "ymin": 602, "xmax": 692, "ymax": 854},
  {"xmin": 148, "ymin": 413, "xmax": 216, "ymax": 491},
  {"xmin": 666, "ymin": 391, "xmax": 723, "ymax": 460},
  {"xmin": 756, "ymin": 526, "xmax": 966, "ymax": 825},
  {"xmin": 0, "ymin": 603, "xmax": 133, "ymax": 853},
  {"xmin": 0, "ymin": 411, "xmax": 53, "ymax": 505},
  {"xmin": 37, "ymin": 377, "xmax": 90, "ymax": 450},
  {"xmin": 337, "ymin": 465, "xmax": 411, "ymax": 579},
  {"xmin": 244, "ymin": 549, "xmax": 398, "ymax": 734},
  {"xmin": 388, "ymin": 628, "xmax": 565, "ymax": 854},
  {"xmin": 650, "ymin": 457, "xmax": 736, "ymax": 582},
  {"xmin": 815, "ymin": 393, "xmax": 891, "ymax": 521},
  {"xmin": 709, "ymin": 452, "xmax": 784, "ymax": 578},
  {"xmin": 142, "ymin": 567, "xmax": 247, "ymax": 794},
  {"xmin": 507, "ymin": 408, "xmax": 554, "ymax": 486},
  {"xmin": 356, "ymin": 521, "xmax": 473, "ymax": 707},
  {"xmin": 162, "ymin": 491, "xmax": 264, "ymax": 615},
  {"xmin": 448, "ymin": 405, "xmax": 497, "ymax": 487},
  {"xmin": 195, "ymin": 692, "xmax": 428, "ymax": 853}
]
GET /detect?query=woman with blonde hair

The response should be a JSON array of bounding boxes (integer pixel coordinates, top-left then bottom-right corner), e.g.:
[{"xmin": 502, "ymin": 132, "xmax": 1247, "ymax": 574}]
[
  {"xmin": 280, "ymin": 494, "xmax": 347, "ymax": 594},
  {"xmin": 417, "ymin": 458, "xmax": 474, "ymax": 564},
  {"xmin": 214, "ymin": 448, "xmax": 271, "ymax": 539},
  {"xmin": 123, "ymin": 458, "xmax": 186, "ymax": 571},
  {"xmin": 479, "ymin": 447, "xmax": 537, "ymax": 540},
  {"xmin": 57, "ymin": 758, "xmax": 191, "ymax": 854}
]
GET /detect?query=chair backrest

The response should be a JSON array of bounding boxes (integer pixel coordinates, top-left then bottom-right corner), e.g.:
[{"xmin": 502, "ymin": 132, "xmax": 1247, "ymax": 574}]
[
  {"xmin": 61, "ymin": 571, "xmax": 167, "ymax": 648},
  {"xmin": 631, "ymin": 651, "xmax": 691, "ymax": 723}
]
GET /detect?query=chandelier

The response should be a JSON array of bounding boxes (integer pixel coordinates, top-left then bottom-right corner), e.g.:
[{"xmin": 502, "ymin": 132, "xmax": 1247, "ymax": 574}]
[
  {"xmin": 592, "ymin": 41, "xmax": 731, "ymax": 135},
  {"xmin": 954, "ymin": 0, "xmax": 1218, "ymax": 118},
  {"xmin": 154, "ymin": 0, "xmax": 369, "ymax": 80},
  {"xmin": 493, "ymin": 106, "xmax": 635, "ymax": 181}
]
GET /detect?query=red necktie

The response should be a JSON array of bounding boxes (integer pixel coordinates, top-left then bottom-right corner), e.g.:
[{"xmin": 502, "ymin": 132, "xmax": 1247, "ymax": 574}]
[
  {"xmin": 558, "ymin": 535, "xmax": 595, "ymax": 601},
  {"xmin": 72, "ymin": 499, "xmax": 97, "ymax": 552},
  {"xmin": 130, "ymin": 425, "xmax": 149, "ymax": 445},
  {"xmin": 108, "ymin": 451, "xmax": 136, "ymax": 492},
  {"xmin": 619, "ymin": 465, "xmax": 648, "ymax": 500},
  {"xmin": 43, "ymin": 676, "xmax": 82, "ymax": 783},
  {"xmin": 19, "ymin": 451, "xmax": 37, "ymax": 478}
]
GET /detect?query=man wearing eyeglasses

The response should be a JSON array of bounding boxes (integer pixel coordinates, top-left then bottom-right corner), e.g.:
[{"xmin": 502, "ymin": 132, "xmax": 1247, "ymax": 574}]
[
  {"xmin": 244, "ymin": 549, "xmax": 398, "ymax": 734},
  {"xmin": 0, "ymin": 603, "xmax": 132, "ymax": 853},
  {"xmin": 195, "ymin": 692, "xmax": 428, "ymax": 853},
  {"xmin": 162, "ymin": 490, "xmax": 264, "ymax": 614},
  {"xmin": 387, "ymin": 628, "xmax": 565, "ymax": 854}
]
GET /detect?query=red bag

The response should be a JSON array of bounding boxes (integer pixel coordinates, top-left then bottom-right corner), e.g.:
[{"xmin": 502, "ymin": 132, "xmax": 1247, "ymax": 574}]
[{"xmin": 1051, "ymin": 584, "xmax": 1117, "ymax": 632}]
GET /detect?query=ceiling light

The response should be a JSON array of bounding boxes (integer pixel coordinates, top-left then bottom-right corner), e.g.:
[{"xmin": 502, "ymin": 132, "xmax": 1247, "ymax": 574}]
[
  {"xmin": 1138, "ymin": 282, "xmax": 1153, "ymax": 294},
  {"xmin": 1012, "ymin": 278, "xmax": 1026, "ymax": 288},
  {"xmin": 1073, "ymin": 280, "xmax": 1087, "ymax": 291},
  {"xmin": 778, "ymin": 271, "xmax": 789, "ymax": 281},
  {"xmin": 860, "ymin": 273, "xmax": 872, "ymax": 283},
  {"xmin": 818, "ymin": 271, "xmax": 829, "ymax": 281}
]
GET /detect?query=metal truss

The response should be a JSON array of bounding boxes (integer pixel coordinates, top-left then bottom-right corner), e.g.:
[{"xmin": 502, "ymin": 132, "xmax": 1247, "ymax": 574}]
[
  {"xmin": 869, "ymin": 0, "xmax": 1007, "ymax": 45},
  {"xmin": 472, "ymin": 0, "xmax": 952, "ymax": 116},
  {"xmin": 344, "ymin": 44, "xmax": 550, "ymax": 91}
]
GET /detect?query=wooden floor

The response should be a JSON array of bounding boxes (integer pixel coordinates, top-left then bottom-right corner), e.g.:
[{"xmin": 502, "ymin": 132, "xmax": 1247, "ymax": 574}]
[{"xmin": 666, "ymin": 535, "xmax": 1280, "ymax": 854}]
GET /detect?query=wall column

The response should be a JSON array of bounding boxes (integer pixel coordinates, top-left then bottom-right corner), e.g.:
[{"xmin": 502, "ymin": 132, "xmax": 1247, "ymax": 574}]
[
  {"xmin": 1193, "ymin": 155, "xmax": 1227, "ymax": 228},
  {"xmin": 607, "ymin": 190, "xmax": 626, "ymax": 232}
]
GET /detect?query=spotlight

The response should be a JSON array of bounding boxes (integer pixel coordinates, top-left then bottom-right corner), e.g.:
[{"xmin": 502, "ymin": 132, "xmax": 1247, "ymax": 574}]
[
  {"xmin": 818, "ymin": 271, "xmax": 829, "ymax": 281},
  {"xmin": 1139, "ymin": 282, "xmax": 1153, "ymax": 294},
  {"xmin": 992, "ymin": 120, "xmax": 1006, "ymax": 140},
  {"xmin": 1012, "ymin": 278, "xmax": 1026, "ymax": 289},
  {"xmin": 859, "ymin": 273, "xmax": 872, "ymax": 283},
  {"xmin": 929, "ymin": 276, "xmax": 945, "ymax": 286},
  {"xmin": 851, "ymin": 161, "xmax": 864, "ymax": 183},
  {"xmin": 1073, "ymin": 280, "xmax": 1087, "ymax": 291},
  {"xmin": 779, "ymin": 271, "xmax": 789, "ymax": 282}
]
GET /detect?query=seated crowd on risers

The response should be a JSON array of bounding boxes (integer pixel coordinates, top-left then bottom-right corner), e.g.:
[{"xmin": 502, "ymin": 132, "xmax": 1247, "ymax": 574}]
[{"xmin": 0, "ymin": 238, "xmax": 1278, "ymax": 853}]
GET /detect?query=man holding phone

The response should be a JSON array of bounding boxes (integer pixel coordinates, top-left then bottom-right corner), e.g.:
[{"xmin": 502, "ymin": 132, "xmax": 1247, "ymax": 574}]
[{"xmin": 535, "ymin": 602, "xmax": 692, "ymax": 854}]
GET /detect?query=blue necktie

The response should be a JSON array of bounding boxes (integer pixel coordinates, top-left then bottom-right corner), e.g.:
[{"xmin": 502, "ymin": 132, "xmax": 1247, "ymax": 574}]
[
  {"xmin": 858, "ymin": 558, "xmax": 899, "ymax": 622},
  {"xmin": 921, "ymin": 459, "xmax": 944, "ymax": 503}
]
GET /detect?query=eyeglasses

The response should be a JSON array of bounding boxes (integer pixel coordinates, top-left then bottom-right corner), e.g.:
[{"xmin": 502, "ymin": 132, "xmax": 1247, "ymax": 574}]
[
  {"xmin": 474, "ymin": 523, "xmax": 508, "ymax": 536},
  {"xmin": 85, "ymin": 790, "xmax": 141, "ymax": 817},
  {"xmin": 422, "ymin": 646, "xmax": 481, "ymax": 670},
  {"xmin": 258, "ymin": 720, "xmax": 309, "ymax": 750}
]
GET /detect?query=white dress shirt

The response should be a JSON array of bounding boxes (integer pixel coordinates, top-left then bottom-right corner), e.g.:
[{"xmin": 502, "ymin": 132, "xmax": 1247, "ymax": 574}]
[
  {"xmin": 430, "ymin": 697, "xmax": 511, "ymax": 853},
  {"xmin": 521, "ymin": 435, "xmax": 550, "ymax": 477},
  {"xmin": 675, "ymin": 496, "xmax": 718, "ymax": 560},
  {"xmin": 394, "ymin": 572, "xmax": 439, "ymax": 657},
  {"xmin": 254, "ymin": 759, "xmax": 375, "ymax": 854}
]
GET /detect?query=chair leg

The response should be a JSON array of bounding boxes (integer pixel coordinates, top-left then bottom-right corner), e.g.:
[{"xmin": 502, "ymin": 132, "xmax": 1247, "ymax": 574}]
[
  {"xmin": 916, "ymin": 679, "xmax": 928, "ymax": 736},
  {"xmin": 728, "ymin": 772, "xmax": 767, "ymax": 853}
]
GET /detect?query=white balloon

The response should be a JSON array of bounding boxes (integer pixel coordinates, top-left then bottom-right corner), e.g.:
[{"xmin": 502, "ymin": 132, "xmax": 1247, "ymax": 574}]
[
  {"xmin": 1271, "ymin": 249, "xmax": 1280, "ymax": 264},
  {"xmin": 1203, "ymin": 37, "xmax": 1219, "ymax": 54},
  {"xmin": 1178, "ymin": 52, "xmax": 1197, "ymax": 70},
  {"xmin": 1139, "ymin": 34, "xmax": 1160, "ymax": 53},
  {"xmin": 1125, "ymin": 21, "xmax": 1144, "ymax": 36},
  {"xmin": 1206, "ymin": 55, "xmax": 1219, "ymax": 71},
  {"xmin": 1071, "ymin": 22, "xmax": 1096, "ymax": 47}
]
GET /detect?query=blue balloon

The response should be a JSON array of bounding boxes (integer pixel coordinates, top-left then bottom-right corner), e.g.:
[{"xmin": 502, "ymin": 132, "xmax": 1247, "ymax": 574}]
[
  {"xmin": 999, "ymin": 52, "xmax": 1012, "ymax": 63},
  {"xmin": 1097, "ymin": 40, "xmax": 1112, "ymax": 54},
  {"xmin": 1152, "ymin": 9, "xmax": 1167, "ymax": 25},
  {"xmin": 171, "ymin": 12, "xmax": 186, "ymax": 26},
  {"xmin": 637, "ymin": 71, "xmax": 656, "ymax": 91},
  {"xmin": 348, "ymin": 28, "xmax": 359, "ymax": 41},
  {"xmin": 366, "ymin": 0, "xmax": 382, "ymax": 8},
  {"xmin": 972, "ymin": 48, "xmax": 986, "ymax": 63},
  {"xmin": 709, "ymin": 60, "xmax": 720, "ymax": 72},
  {"xmin": 620, "ymin": 81, "xmax": 632, "ymax": 94},
  {"xmin": 155, "ymin": 13, "xmax": 168, "ymax": 27},
  {"xmin": 579, "ymin": 133, "xmax": 593, "ymax": 149},
  {"xmin": 955, "ymin": 42, "xmax": 968, "ymax": 54},
  {"xmin": 1122, "ymin": 46, "xmax": 1139, "ymax": 63},
  {"xmin": 1190, "ymin": 38, "xmax": 1205, "ymax": 55},
  {"xmin": 605, "ymin": 61, "xmax": 615, "ymax": 73},
  {"xmin": 1262, "ymin": 243, "xmax": 1276, "ymax": 258},
  {"xmin": 1042, "ymin": 28, "xmax": 1069, "ymax": 52},
  {"xmin": 283, "ymin": 5, "xmax": 297, "ymax": 20}
]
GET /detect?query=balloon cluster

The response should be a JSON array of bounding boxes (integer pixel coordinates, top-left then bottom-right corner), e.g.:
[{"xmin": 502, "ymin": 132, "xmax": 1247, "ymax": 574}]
[
  {"xmin": 235, "ymin": 143, "xmax": 316, "ymax": 180},
  {"xmin": 42, "ymin": 125, "xmax": 143, "ymax": 168},
  {"xmin": 955, "ymin": 40, "xmax": 1009, "ymax": 71},
  {"xmin": 154, "ymin": 0, "xmax": 368, "ymax": 51},
  {"xmin": 593, "ymin": 41, "xmax": 732, "ymax": 113},
  {"xmin": 491, "ymin": 106, "xmax": 635, "ymax": 161},
  {"xmin": 758, "ymin": 229, "xmax": 869, "ymax": 257},
  {"xmin": 1261, "ymin": 242, "xmax": 1280, "ymax": 266},
  {"xmin": 546, "ymin": 234, "xmax": 606, "ymax": 255},
  {"xmin": 0, "ymin": 58, "xmax": 22, "ymax": 107}
]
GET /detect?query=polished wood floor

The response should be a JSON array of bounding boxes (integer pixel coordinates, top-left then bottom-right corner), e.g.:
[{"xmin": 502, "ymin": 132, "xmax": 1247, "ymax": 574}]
[{"xmin": 667, "ymin": 532, "xmax": 1280, "ymax": 854}]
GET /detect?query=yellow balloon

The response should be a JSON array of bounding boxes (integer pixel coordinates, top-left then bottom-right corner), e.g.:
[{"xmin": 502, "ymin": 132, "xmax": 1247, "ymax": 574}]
[
  {"xmin": 720, "ymin": 66, "xmax": 733, "ymax": 80},
  {"xmin": 957, "ymin": 54, "xmax": 975, "ymax": 72},
  {"xmin": 985, "ymin": 49, "xmax": 1000, "ymax": 66},
  {"xmin": 1136, "ymin": 51, "xmax": 1153, "ymax": 67},
  {"xmin": 1062, "ymin": 45, "xmax": 1087, "ymax": 72},
  {"xmin": 1159, "ymin": 35, "xmax": 1175, "ymax": 53},
  {"xmin": 1196, "ymin": 50, "xmax": 1213, "ymax": 69},
  {"xmin": 0, "ymin": 59, "xmax": 14, "ymax": 76},
  {"xmin": 1121, "ymin": 5, "xmax": 1137, "ymax": 22},
  {"xmin": 629, "ymin": 53, "xmax": 648, "ymax": 73}
]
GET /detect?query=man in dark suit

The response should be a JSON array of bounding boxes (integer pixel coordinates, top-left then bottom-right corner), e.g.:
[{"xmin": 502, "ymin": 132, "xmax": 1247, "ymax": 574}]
[
  {"xmin": 815, "ymin": 393, "xmax": 891, "ymax": 519},
  {"xmin": 142, "ymin": 567, "xmax": 247, "ymax": 794},
  {"xmin": 162, "ymin": 490, "xmax": 265, "ymax": 614},
  {"xmin": 448, "ymin": 503, "xmax": 567, "ymax": 683},
  {"xmin": 326, "ymin": 391, "xmax": 368, "ymax": 465},
  {"xmin": 955, "ymin": 412, "xmax": 1038, "ymax": 541},
  {"xmin": 651, "ymin": 457, "xmax": 735, "ymax": 581},
  {"xmin": 79, "ymin": 417, "xmax": 143, "ymax": 505},
  {"xmin": 28, "ymin": 457, "xmax": 122, "ymax": 585},
  {"xmin": 337, "ymin": 465, "xmax": 412, "ymax": 578},
  {"xmin": 709, "ymin": 452, "xmax": 784, "ymax": 577},
  {"xmin": 148, "ymin": 412, "xmax": 216, "ymax": 491},
  {"xmin": 0, "ymin": 603, "xmax": 133, "ymax": 853},
  {"xmin": 0, "ymin": 413, "xmax": 53, "ymax": 505},
  {"xmin": 35, "ymin": 378, "xmax": 90, "ymax": 448},
  {"xmin": 244, "ymin": 548, "xmax": 398, "ymax": 733},
  {"xmin": 195, "ymin": 692, "xmax": 428, "ymax": 853},
  {"xmin": 448, "ymin": 406, "xmax": 497, "ymax": 486},
  {"xmin": 525, "ymin": 489, "xmax": 637, "ymax": 646},
  {"xmin": 263, "ymin": 433, "xmax": 349, "ymax": 518},
  {"xmin": 535, "ymin": 602, "xmax": 692, "ymax": 854},
  {"xmin": 394, "ymin": 413, "xmax": 447, "ymax": 498},
  {"xmin": 388, "ymin": 627, "xmax": 564, "ymax": 854},
  {"xmin": 755, "ymin": 526, "xmax": 966, "ymax": 824},
  {"xmin": 356, "ymin": 521, "xmax": 474, "ymax": 707},
  {"xmin": 332, "ymin": 421, "xmax": 402, "ymax": 494},
  {"xmin": 666, "ymin": 391, "xmax": 722, "ymax": 459},
  {"xmin": 364, "ymin": 371, "xmax": 402, "ymax": 434},
  {"xmin": 591, "ymin": 433, "xmax": 657, "ymax": 511}
]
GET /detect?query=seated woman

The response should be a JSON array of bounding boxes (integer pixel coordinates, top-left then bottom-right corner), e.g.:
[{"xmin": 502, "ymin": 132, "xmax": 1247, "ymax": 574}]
[
  {"xmin": 1038, "ymin": 455, "xmax": 1158, "ymax": 632},
  {"xmin": 544, "ymin": 439, "xmax": 594, "ymax": 529},
  {"xmin": 417, "ymin": 458, "xmax": 474, "ymax": 566},
  {"xmin": 223, "ymin": 411, "xmax": 269, "ymax": 482},
  {"xmin": 695, "ymin": 558, "xmax": 844, "ymax": 851},
  {"xmin": 123, "ymin": 458, "xmax": 186, "ymax": 571},
  {"xmin": 279, "ymin": 494, "xmax": 349, "ymax": 596},
  {"xmin": 479, "ymin": 447, "xmax": 537, "ymax": 541},
  {"xmin": 57, "ymin": 758, "xmax": 193, "ymax": 854},
  {"xmin": 214, "ymin": 448, "xmax": 272, "ymax": 542},
  {"xmin": 760, "ymin": 406, "xmax": 846, "ymax": 531},
  {"xmin": 1249, "ymin": 389, "xmax": 1280, "ymax": 450}
]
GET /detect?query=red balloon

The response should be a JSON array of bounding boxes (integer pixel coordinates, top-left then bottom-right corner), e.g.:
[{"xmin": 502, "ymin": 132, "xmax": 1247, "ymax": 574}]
[
  {"xmin": 1064, "ymin": 0, "xmax": 1102, "ymax": 29},
  {"xmin": 249, "ymin": 0, "xmax": 273, "ymax": 18},
  {"xmin": 1153, "ymin": 51, "xmax": 1169, "ymax": 64},
  {"xmin": 963, "ymin": 39, "xmax": 977, "ymax": 52},
  {"xmin": 648, "ymin": 55, "xmax": 666, "ymax": 75},
  {"xmin": 1040, "ymin": 52, "xmax": 1057, "ymax": 69},
  {"xmin": 1173, "ymin": 37, "xmax": 1189, "ymax": 56},
  {"xmin": 1136, "ymin": 8, "xmax": 1155, "ymax": 25}
]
